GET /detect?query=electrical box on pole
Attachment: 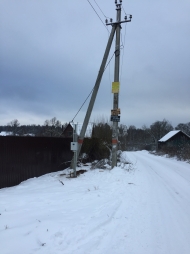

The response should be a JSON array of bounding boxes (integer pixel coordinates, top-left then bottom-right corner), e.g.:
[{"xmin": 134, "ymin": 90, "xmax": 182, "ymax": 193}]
[{"xmin": 70, "ymin": 142, "xmax": 78, "ymax": 151}]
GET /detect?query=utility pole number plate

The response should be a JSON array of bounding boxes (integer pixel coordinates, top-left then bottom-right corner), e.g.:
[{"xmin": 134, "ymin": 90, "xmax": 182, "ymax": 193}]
[{"xmin": 110, "ymin": 115, "xmax": 120, "ymax": 122}]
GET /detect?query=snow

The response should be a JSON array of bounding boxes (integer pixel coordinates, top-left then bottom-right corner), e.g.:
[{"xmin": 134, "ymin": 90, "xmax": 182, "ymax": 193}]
[
  {"xmin": 0, "ymin": 151, "xmax": 190, "ymax": 254},
  {"xmin": 0, "ymin": 131, "xmax": 13, "ymax": 136},
  {"xmin": 158, "ymin": 130, "xmax": 180, "ymax": 142}
]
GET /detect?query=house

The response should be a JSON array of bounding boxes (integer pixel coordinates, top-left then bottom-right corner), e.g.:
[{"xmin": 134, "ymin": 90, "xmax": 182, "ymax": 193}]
[
  {"xmin": 158, "ymin": 130, "xmax": 190, "ymax": 150},
  {"xmin": 61, "ymin": 123, "xmax": 73, "ymax": 138},
  {"xmin": 61, "ymin": 123, "xmax": 93, "ymax": 137}
]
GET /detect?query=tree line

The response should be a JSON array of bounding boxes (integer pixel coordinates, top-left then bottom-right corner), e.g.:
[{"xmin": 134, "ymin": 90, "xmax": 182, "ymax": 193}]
[
  {"xmin": 0, "ymin": 117, "xmax": 68, "ymax": 137},
  {"xmin": 0, "ymin": 117, "xmax": 190, "ymax": 151},
  {"xmin": 91, "ymin": 119, "xmax": 190, "ymax": 151}
]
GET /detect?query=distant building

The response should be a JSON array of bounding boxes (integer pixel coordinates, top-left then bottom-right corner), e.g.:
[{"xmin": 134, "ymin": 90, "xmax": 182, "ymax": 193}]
[
  {"xmin": 61, "ymin": 123, "xmax": 92, "ymax": 138},
  {"xmin": 158, "ymin": 130, "xmax": 190, "ymax": 149},
  {"xmin": 61, "ymin": 123, "xmax": 73, "ymax": 138}
]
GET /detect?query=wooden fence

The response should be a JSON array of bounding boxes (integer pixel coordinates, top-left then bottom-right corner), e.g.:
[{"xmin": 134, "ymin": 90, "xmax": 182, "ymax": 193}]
[{"xmin": 0, "ymin": 136, "xmax": 73, "ymax": 189}]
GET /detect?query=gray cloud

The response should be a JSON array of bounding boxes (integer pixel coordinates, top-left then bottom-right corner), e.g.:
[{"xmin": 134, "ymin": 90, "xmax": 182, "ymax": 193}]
[{"xmin": 0, "ymin": 0, "xmax": 190, "ymax": 128}]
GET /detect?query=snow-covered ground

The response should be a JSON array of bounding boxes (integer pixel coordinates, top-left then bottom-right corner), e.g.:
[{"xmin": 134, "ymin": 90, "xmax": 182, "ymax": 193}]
[
  {"xmin": 0, "ymin": 151, "xmax": 190, "ymax": 254},
  {"xmin": 0, "ymin": 131, "xmax": 13, "ymax": 136}
]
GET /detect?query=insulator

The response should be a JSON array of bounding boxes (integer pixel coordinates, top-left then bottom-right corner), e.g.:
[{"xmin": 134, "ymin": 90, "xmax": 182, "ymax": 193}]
[
  {"xmin": 105, "ymin": 19, "xmax": 108, "ymax": 24},
  {"xmin": 130, "ymin": 15, "xmax": 132, "ymax": 19},
  {"xmin": 110, "ymin": 18, "xmax": 113, "ymax": 22},
  {"xmin": 124, "ymin": 16, "xmax": 127, "ymax": 20}
]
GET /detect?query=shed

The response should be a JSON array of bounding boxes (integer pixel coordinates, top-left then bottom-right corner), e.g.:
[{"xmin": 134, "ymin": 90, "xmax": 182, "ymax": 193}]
[
  {"xmin": 61, "ymin": 123, "xmax": 73, "ymax": 138},
  {"xmin": 158, "ymin": 130, "xmax": 190, "ymax": 149}
]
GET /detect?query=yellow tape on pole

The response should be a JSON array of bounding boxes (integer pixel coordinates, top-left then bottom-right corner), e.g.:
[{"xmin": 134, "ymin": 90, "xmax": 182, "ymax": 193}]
[{"xmin": 112, "ymin": 82, "xmax": 120, "ymax": 93}]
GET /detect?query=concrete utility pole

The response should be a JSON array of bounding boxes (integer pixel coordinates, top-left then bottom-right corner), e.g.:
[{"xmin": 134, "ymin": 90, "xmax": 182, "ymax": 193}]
[
  {"xmin": 71, "ymin": 0, "xmax": 132, "ymax": 170},
  {"xmin": 73, "ymin": 124, "xmax": 77, "ymax": 177},
  {"xmin": 70, "ymin": 123, "xmax": 78, "ymax": 177},
  {"xmin": 112, "ymin": 2, "xmax": 122, "ymax": 168},
  {"xmin": 70, "ymin": 25, "xmax": 116, "ymax": 169},
  {"xmin": 106, "ymin": 0, "xmax": 132, "ymax": 168}
]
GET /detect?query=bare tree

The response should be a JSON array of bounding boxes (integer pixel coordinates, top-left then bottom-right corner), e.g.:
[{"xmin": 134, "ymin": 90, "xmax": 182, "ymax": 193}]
[
  {"xmin": 149, "ymin": 119, "xmax": 173, "ymax": 149},
  {"xmin": 175, "ymin": 122, "xmax": 190, "ymax": 136},
  {"xmin": 43, "ymin": 117, "xmax": 62, "ymax": 137},
  {"xmin": 118, "ymin": 124, "xmax": 128, "ymax": 150},
  {"xmin": 7, "ymin": 119, "xmax": 20, "ymax": 135}
]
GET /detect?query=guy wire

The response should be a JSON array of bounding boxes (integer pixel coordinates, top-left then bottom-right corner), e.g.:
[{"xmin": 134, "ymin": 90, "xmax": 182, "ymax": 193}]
[{"xmin": 71, "ymin": 50, "xmax": 116, "ymax": 122}]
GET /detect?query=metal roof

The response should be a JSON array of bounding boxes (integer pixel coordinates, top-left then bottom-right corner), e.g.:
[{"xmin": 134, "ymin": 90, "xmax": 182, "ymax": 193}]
[{"xmin": 158, "ymin": 130, "xmax": 181, "ymax": 142}]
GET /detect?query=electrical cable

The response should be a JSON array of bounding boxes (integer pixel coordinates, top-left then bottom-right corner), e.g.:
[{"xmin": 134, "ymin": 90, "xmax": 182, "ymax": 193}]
[
  {"xmin": 87, "ymin": 0, "xmax": 109, "ymax": 33},
  {"xmin": 70, "ymin": 50, "xmax": 116, "ymax": 122},
  {"xmin": 121, "ymin": 5, "xmax": 131, "ymax": 20},
  {"xmin": 71, "ymin": 2, "xmax": 128, "ymax": 123},
  {"xmin": 119, "ymin": 23, "xmax": 127, "ymax": 82},
  {"xmin": 93, "ymin": 0, "xmax": 109, "ymax": 19},
  {"xmin": 121, "ymin": 5, "xmax": 127, "ymax": 16},
  {"xmin": 70, "ymin": 87, "xmax": 94, "ymax": 123}
]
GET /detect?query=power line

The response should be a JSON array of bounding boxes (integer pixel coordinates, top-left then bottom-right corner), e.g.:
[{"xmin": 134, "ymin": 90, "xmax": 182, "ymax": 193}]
[
  {"xmin": 122, "ymin": 5, "xmax": 131, "ymax": 18},
  {"xmin": 121, "ymin": 5, "xmax": 127, "ymax": 16},
  {"xmin": 71, "ymin": 50, "xmax": 116, "ymax": 122},
  {"xmin": 120, "ymin": 23, "xmax": 127, "ymax": 82},
  {"xmin": 71, "ymin": 2, "xmax": 116, "ymax": 123},
  {"xmin": 71, "ymin": 43, "xmax": 125, "ymax": 123},
  {"xmin": 70, "ymin": 88, "xmax": 94, "ymax": 123},
  {"xmin": 87, "ymin": 0, "xmax": 109, "ymax": 33},
  {"xmin": 93, "ymin": 0, "xmax": 109, "ymax": 19}
]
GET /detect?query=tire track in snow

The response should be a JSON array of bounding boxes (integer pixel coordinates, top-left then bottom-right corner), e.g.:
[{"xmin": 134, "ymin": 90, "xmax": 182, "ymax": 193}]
[
  {"xmin": 64, "ymin": 170, "xmax": 133, "ymax": 254},
  {"xmin": 126, "ymin": 151, "xmax": 190, "ymax": 254}
]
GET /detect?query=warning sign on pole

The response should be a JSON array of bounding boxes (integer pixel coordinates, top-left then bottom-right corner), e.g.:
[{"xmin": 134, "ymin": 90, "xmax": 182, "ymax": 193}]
[
  {"xmin": 112, "ymin": 82, "xmax": 120, "ymax": 93},
  {"xmin": 111, "ymin": 108, "xmax": 121, "ymax": 115}
]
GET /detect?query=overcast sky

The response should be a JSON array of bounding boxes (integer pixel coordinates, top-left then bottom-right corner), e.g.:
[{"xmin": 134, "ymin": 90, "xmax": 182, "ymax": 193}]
[{"xmin": 0, "ymin": 0, "xmax": 190, "ymax": 128}]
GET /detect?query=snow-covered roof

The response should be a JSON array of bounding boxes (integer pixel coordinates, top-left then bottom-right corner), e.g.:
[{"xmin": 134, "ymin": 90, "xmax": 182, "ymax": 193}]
[{"xmin": 158, "ymin": 130, "xmax": 181, "ymax": 142}]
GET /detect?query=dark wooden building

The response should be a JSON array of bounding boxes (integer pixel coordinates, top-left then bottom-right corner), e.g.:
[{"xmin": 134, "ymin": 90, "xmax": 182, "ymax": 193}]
[
  {"xmin": 158, "ymin": 130, "xmax": 190, "ymax": 149},
  {"xmin": 61, "ymin": 123, "xmax": 73, "ymax": 138}
]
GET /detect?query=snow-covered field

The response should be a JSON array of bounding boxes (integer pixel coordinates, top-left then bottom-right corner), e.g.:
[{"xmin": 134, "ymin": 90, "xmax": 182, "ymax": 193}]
[{"xmin": 0, "ymin": 151, "xmax": 190, "ymax": 254}]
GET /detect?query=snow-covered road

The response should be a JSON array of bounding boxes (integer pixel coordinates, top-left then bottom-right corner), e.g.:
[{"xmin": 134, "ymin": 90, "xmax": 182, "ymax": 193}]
[
  {"xmin": 124, "ymin": 151, "xmax": 190, "ymax": 254},
  {"xmin": 0, "ymin": 151, "xmax": 190, "ymax": 254}
]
